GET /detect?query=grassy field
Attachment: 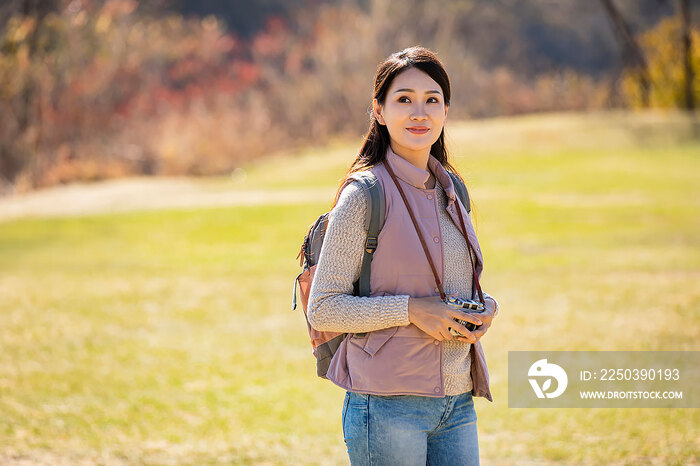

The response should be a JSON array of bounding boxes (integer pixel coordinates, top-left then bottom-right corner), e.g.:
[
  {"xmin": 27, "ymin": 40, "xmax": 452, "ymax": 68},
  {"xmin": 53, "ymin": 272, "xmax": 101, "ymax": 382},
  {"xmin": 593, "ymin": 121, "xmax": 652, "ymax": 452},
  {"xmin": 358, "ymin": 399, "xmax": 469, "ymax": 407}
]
[{"xmin": 1, "ymin": 111, "xmax": 698, "ymax": 464}]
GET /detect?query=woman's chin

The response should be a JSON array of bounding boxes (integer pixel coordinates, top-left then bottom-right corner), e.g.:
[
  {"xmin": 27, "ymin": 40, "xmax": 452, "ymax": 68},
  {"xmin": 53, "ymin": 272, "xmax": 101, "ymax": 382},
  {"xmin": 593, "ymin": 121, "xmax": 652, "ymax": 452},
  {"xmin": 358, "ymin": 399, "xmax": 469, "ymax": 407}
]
[{"xmin": 405, "ymin": 142, "xmax": 437, "ymax": 152}]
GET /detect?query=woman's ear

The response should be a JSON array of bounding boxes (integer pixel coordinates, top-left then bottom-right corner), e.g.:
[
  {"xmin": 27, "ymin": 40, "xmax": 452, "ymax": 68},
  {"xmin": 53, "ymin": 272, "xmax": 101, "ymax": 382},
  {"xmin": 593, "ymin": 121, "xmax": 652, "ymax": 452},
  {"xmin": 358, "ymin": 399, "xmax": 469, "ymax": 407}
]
[{"xmin": 372, "ymin": 99, "xmax": 385, "ymax": 125}]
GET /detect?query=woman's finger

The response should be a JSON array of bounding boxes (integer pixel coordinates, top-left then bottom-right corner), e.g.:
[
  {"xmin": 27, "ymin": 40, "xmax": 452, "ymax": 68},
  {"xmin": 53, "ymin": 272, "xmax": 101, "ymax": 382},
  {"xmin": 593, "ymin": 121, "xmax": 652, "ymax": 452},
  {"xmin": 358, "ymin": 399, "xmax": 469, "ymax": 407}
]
[
  {"xmin": 449, "ymin": 325, "xmax": 475, "ymax": 342},
  {"xmin": 472, "ymin": 322, "xmax": 491, "ymax": 339},
  {"xmin": 448, "ymin": 309, "xmax": 482, "ymax": 326}
]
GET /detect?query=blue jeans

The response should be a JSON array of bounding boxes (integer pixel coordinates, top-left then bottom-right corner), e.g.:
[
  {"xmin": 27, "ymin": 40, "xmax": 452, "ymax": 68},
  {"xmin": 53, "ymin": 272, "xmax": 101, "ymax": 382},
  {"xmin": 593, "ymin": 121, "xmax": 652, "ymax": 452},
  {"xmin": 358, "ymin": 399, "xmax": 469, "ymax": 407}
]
[{"xmin": 341, "ymin": 391, "xmax": 479, "ymax": 465}]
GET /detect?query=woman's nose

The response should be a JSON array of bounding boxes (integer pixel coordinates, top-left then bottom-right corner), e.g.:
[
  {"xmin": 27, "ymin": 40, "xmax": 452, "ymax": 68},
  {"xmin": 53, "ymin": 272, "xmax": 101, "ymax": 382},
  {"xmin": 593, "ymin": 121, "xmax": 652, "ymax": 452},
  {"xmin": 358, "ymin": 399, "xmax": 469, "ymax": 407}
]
[{"xmin": 411, "ymin": 105, "xmax": 428, "ymax": 119}]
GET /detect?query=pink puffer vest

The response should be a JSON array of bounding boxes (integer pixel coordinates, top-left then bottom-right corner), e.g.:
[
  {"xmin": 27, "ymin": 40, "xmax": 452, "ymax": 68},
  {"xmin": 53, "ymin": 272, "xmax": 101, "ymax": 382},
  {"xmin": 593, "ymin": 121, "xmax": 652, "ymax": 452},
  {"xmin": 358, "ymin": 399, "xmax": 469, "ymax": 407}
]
[{"xmin": 326, "ymin": 146, "xmax": 493, "ymax": 401}]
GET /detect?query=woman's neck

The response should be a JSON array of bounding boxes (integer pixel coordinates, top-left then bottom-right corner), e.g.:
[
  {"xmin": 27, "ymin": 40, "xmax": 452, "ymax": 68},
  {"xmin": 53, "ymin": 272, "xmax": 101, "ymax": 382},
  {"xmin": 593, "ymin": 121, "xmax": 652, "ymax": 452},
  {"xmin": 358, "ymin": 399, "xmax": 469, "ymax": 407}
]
[{"xmin": 389, "ymin": 142, "xmax": 430, "ymax": 172}]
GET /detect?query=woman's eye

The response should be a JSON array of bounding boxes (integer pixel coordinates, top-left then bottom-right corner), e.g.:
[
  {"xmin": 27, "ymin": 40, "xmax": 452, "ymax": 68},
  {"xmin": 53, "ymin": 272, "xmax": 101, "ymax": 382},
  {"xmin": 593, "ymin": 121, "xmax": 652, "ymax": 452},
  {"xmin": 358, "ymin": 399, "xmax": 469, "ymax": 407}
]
[{"xmin": 398, "ymin": 96, "xmax": 440, "ymax": 103}]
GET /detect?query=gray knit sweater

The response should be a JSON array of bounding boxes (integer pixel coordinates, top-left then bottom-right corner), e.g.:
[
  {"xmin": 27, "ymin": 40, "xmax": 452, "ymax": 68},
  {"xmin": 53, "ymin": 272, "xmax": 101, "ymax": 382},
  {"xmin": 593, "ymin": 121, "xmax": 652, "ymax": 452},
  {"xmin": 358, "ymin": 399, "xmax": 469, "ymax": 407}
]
[{"xmin": 308, "ymin": 176, "xmax": 496, "ymax": 395}]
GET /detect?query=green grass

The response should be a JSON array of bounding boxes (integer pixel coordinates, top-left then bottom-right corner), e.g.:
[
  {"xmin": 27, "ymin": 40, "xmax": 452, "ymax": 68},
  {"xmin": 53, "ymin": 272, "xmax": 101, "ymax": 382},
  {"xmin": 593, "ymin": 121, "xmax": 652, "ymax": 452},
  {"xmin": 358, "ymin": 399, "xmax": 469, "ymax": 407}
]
[{"xmin": 1, "ymin": 111, "xmax": 699, "ymax": 464}]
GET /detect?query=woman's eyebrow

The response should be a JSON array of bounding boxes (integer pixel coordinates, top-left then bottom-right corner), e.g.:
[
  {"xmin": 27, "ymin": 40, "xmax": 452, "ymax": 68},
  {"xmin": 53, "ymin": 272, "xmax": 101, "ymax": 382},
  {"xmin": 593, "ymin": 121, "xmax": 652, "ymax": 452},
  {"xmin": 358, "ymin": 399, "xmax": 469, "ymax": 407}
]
[{"xmin": 394, "ymin": 88, "xmax": 442, "ymax": 95}]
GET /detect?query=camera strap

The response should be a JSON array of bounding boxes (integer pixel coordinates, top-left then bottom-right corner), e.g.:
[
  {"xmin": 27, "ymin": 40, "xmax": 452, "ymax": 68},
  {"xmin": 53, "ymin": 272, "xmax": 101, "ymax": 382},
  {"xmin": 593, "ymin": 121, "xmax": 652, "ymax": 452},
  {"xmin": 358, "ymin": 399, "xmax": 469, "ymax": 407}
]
[{"xmin": 385, "ymin": 159, "xmax": 484, "ymax": 304}]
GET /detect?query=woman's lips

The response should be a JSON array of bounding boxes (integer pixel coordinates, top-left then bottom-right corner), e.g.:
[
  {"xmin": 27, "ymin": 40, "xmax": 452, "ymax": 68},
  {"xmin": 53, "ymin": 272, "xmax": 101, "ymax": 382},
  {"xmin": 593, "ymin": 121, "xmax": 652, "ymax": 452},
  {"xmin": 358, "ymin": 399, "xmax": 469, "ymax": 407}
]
[{"xmin": 407, "ymin": 127, "xmax": 430, "ymax": 134}]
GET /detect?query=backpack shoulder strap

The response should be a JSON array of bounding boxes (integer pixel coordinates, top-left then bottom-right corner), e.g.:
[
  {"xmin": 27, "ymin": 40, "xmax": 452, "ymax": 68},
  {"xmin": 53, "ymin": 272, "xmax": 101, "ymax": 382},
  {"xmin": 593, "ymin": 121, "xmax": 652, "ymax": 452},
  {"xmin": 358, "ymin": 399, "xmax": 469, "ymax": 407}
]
[
  {"xmin": 447, "ymin": 171, "xmax": 471, "ymax": 214},
  {"xmin": 348, "ymin": 171, "xmax": 385, "ymax": 297}
]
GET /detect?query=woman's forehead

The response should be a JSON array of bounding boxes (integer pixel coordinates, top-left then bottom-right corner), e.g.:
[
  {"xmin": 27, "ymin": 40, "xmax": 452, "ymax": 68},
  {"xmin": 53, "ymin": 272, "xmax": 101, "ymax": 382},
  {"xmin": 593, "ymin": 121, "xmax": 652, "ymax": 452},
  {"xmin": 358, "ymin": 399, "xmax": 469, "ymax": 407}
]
[{"xmin": 389, "ymin": 68, "xmax": 442, "ymax": 94}]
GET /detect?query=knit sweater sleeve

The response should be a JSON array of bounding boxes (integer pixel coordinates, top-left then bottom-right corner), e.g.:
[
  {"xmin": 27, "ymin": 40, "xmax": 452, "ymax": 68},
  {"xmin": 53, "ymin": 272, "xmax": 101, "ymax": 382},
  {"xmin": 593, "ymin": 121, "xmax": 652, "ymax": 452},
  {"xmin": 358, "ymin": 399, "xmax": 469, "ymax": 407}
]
[
  {"xmin": 481, "ymin": 290, "xmax": 500, "ymax": 316},
  {"xmin": 307, "ymin": 181, "xmax": 411, "ymax": 333}
]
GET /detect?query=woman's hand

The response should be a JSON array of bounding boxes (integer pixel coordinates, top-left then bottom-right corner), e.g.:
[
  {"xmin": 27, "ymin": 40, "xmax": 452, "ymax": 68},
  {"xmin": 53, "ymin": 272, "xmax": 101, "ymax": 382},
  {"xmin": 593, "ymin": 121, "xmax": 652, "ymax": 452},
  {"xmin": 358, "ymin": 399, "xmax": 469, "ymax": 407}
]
[
  {"xmin": 407, "ymin": 296, "xmax": 483, "ymax": 342},
  {"xmin": 454, "ymin": 297, "xmax": 497, "ymax": 343}
]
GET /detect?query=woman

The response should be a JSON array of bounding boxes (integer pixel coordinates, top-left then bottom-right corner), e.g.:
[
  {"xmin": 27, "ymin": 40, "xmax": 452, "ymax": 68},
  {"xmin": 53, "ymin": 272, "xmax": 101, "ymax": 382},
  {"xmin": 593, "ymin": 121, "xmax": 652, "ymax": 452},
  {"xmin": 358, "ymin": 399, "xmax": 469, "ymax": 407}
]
[{"xmin": 307, "ymin": 46, "xmax": 499, "ymax": 466}]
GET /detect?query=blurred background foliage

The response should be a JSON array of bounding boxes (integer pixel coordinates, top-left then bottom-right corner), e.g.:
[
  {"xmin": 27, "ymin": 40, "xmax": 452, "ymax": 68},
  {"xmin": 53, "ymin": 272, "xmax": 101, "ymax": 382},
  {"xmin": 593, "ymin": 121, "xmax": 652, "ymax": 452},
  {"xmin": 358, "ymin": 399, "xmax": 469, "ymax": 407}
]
[
  {"xmin": 622, "ymin": 16, "xmax": 700, "ymax": 108},
  {"xmin": 0, "ymin": 0, "xmax": 696, "ymax": 194}
]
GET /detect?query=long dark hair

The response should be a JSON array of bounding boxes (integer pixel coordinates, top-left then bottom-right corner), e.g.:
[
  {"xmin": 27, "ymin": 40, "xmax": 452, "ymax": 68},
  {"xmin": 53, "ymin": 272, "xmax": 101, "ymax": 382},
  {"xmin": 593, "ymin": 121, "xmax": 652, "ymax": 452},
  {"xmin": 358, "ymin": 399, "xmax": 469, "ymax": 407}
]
[{"xmin": 332, "ymin": 45, "xmax": 463, "ymax": 208}]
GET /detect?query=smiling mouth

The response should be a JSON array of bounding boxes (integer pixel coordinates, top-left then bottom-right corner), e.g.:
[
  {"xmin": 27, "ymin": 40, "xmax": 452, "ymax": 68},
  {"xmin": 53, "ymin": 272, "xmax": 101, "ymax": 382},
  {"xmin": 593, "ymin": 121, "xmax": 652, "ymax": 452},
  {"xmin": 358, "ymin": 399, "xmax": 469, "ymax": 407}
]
[{"xmin": 407, "ymin": 127, "xmax": 430, "ymax": 134}]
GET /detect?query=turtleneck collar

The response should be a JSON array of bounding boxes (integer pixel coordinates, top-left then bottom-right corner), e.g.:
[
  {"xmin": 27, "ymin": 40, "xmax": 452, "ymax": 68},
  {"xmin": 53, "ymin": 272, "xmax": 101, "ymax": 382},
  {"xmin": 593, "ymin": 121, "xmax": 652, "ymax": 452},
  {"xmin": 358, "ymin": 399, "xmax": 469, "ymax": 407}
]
[{"xmin": 385, "ymin": 144, "xmax": 457, "ymax": 202}]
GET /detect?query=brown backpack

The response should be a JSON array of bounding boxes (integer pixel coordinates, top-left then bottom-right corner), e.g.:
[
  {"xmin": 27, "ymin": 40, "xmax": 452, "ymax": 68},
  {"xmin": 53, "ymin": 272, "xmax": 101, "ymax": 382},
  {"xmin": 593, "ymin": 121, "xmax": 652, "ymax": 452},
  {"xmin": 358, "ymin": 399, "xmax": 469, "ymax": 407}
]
[{"xmin": 292, "ymin": 171, "xmax": 385, "ymax": 378}]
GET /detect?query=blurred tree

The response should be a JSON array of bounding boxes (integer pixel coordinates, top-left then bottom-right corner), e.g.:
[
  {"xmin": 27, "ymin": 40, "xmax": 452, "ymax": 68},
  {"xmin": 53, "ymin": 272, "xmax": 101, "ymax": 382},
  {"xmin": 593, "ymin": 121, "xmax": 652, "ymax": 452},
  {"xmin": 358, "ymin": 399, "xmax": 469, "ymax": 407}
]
[
  {"xmin": 161, "ymin": 0, "xmax": 675, "ymax": 79},
  {"xmin": 0, "ymin": 0, "xmax": 256, "ymax": 191},
  {"xmin": 165, "ymin": 0, "xmax": 328, "ymax": 39},
  {"xmin": 0, "ymin": 0, "xmax": 689, "ymax": 194},
  {"xmin": 681, "ymin": 0, "xmax": 695, "ymax": 110},
  {"xmin": 0, "ymin": 0, "xmax": 59, "ymax": 189},
  {"xmin": 621, "ymin": 15, "xmax": 699, "ymax": 109},
  {"xmin": 599, "ymin": 0, "xmax": 651, "ymax": 107}
]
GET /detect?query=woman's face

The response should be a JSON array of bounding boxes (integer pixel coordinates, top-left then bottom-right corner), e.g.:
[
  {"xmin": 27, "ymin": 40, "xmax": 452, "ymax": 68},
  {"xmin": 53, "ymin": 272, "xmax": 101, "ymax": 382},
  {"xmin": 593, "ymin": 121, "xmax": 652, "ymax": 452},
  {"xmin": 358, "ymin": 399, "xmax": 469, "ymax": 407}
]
[{"xmin": 373, "ymin": 67, "xmax": 448, "ymax": 161}]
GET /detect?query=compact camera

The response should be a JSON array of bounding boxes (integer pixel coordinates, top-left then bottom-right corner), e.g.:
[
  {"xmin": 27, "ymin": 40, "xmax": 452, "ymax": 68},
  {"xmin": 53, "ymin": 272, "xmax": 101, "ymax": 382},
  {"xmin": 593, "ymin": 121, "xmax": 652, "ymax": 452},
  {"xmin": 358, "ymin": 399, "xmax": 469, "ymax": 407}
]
[{"xmin": 443, "ymin": 296, "xmax": 485, "ymax": 337}]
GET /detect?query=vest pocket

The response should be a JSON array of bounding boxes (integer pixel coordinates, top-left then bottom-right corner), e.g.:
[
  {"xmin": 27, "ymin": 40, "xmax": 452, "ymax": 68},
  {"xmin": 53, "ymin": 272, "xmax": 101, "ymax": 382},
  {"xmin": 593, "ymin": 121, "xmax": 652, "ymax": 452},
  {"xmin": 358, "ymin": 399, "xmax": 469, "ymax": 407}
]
[
  {"xmin": 363, "ymin": 327, "xmax": 399, "ymax": 356},
  {"xmin": 345, "ymin": 326, "xmax": 442, "ymax": 395},
  {"xmin": 348, "ymin": 326, "xmax": 399, "ymax": 356}
]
